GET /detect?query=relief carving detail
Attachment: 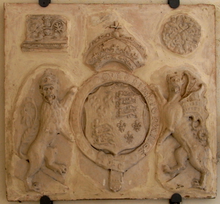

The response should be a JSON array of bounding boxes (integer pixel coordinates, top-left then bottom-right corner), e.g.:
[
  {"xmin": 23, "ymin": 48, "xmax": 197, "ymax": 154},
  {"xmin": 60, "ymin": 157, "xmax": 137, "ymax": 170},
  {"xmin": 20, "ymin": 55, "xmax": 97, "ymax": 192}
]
[
  {"xmin": 5, "ymin": 4, "xmax": 216, "ymax": 201},
  {"xmin": 21, "ymin": 15, "xmax": 68, "ymax": 51},
  {"xmin": 71, "ymin": 71, "xmax": 160, "ymax": 192},
  {"xmin": 162, "ymin": 15, "xmax": 201, "ymax": 54},
  {"xmin": 84, "ymin": 22, "xmax": 147, "ymax": 71},
  {"xmin": 18, "ymin": 69, "xmax": 77, "ymax": 192},
  {"xmin": 84, "ymin": 82, "xmax": 149, "ymax": 155},
  {"xmin": 152, "ymin": 70, "xmax": 212, "ymax": 191}
]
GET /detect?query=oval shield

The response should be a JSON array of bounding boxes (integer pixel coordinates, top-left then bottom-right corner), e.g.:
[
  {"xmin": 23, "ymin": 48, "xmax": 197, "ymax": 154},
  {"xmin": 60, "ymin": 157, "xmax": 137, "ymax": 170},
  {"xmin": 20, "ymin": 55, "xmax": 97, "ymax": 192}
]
[{"xmin": 83, "ymin": 82, "xmax": 150, "ymax": 156}]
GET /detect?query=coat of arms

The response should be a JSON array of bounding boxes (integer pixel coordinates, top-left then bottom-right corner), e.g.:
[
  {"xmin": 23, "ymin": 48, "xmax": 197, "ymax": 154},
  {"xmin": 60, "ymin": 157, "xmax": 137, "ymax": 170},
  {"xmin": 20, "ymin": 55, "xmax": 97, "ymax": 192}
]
[
  {"xmin": 71, "ymin": 22, "xmax": 160, "ymax": 192},
  {"xmin": 5, "ymin": 4, "xmax": 216, "ymax": 201},
  {"xmin": 84, "ymin": 82, "xmax": 149, "ymax": 155}
]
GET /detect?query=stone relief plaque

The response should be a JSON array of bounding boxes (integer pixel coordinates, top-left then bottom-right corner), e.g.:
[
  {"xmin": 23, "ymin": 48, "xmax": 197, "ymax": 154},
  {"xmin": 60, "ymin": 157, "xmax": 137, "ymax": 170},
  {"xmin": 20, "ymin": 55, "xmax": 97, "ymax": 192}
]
[
  {"xmin": 5, "ymin": 3, "xmax": 216, "ymax": 201},
  {"xmin": 21, "ymin": 15, "xmax": 68, "ymax": 51}
]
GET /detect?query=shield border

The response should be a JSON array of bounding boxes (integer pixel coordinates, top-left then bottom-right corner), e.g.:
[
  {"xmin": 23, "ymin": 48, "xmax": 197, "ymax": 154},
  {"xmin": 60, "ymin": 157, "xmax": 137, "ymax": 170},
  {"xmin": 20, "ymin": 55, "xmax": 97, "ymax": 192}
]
[{"xmin": 70, "ymin": 71, "xmax": 160, "ymax": 173}]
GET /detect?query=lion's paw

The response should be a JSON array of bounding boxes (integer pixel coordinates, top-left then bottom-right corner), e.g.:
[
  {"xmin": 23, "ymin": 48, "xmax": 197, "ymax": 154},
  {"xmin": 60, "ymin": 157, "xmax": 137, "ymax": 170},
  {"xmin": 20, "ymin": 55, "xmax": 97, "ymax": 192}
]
[
  {"xmin": 56, "ymin": 164, "xmax": 67, "ymax": 174},
  {"xmin": 162, "ymin": 165, "xmax": 172, "ymax": 173},
  {"xmin": 32, "ymin": 182, "xmax": 41, "ymax": 191},
  {"xmin": 191, "ymin": 178, "xmax": 205, "ymax": 190}
]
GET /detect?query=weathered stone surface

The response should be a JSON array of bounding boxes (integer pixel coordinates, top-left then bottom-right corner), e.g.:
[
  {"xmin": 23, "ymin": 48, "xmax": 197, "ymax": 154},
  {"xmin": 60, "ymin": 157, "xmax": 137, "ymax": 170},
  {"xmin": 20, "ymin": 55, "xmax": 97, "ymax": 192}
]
[
  {"xmin": 21, "ymin": 15, "xmax": 68, "ymax": 52},
  {"xmin": 162, "ymin": 14, "xmax": 201, "ymax": 54},
  {"xmin": 4, "ymin": 3, "xmax": 216, "ymax": 201}
]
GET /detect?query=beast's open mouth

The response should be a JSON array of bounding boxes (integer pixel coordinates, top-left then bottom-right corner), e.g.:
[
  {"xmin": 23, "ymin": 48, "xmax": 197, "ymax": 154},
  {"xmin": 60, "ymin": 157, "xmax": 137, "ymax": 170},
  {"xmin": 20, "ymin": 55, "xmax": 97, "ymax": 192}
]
[
  {"xmin": 171, "ymin": 86, "xmax": 180, "ymax": 93},
  {"xmin": 45, "ymin": 95, "xmax": 56, "ymax": 102}
]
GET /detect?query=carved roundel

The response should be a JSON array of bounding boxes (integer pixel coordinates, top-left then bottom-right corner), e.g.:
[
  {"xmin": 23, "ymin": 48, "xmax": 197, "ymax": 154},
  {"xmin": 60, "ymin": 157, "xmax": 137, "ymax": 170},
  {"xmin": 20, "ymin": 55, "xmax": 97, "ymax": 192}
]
[
  {"xmin": 70, "ymin": 71, "xmax": 160, "ymax": 173},
  {"xmin": 162, "ymin": 14, "xmax": 201, "ymax": 55}
]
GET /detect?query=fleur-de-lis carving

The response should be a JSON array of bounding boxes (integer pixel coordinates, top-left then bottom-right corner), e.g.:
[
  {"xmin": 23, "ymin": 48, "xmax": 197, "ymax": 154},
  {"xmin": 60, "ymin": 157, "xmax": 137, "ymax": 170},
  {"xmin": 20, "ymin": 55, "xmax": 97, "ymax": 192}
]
[
  {"xmin": 124, "ymin": 131, "xmax": 134, "ymax": 144},
  {"xmin": 132, "ymin": 120, "xmax": 141, "ymax": 132},
  {"xmin": 117, "ymin": 120, "xmax": 126, "ymax": 133}
]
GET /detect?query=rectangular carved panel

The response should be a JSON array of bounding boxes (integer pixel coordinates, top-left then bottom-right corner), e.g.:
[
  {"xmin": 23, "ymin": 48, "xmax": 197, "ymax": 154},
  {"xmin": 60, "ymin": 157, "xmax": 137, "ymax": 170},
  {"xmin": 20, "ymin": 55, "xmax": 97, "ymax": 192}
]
[
  {"xmin": 21, "ymin": 15, "xmax": 68, "ymax": 52},
  {"xmin": 4, "ymin": 3, "xmax": 216, "ymax": 201}
]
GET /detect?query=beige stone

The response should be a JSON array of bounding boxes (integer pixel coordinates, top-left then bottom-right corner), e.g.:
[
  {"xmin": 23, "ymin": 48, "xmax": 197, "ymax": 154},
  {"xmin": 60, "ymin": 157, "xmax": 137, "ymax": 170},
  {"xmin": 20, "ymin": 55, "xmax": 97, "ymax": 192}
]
[
  {"xmin": 21, "ymin": 15, "xmax": 68, "ymax": 52},
  {"xmin": 4, "ymin": 3, "xmax": 216, "ymax": 201}
]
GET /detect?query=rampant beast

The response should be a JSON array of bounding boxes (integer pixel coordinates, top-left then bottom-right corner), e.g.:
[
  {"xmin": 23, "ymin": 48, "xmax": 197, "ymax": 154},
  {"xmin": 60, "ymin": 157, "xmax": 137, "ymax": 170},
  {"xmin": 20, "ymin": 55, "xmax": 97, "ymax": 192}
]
[
  {"xmin": 151, "ymin": 70, "xmax": 209, "ymax": 189},
  {"xmin": 18, "ymin": 69, "xmax": 77, "ymax": 191}
]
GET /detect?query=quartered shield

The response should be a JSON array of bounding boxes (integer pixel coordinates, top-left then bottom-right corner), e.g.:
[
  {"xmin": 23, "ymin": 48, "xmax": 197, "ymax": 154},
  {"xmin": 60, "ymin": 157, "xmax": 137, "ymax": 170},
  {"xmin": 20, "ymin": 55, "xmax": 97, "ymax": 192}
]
[{"xmin": 83, "ymin": 82, "xmax": 150, "ymax": 156}]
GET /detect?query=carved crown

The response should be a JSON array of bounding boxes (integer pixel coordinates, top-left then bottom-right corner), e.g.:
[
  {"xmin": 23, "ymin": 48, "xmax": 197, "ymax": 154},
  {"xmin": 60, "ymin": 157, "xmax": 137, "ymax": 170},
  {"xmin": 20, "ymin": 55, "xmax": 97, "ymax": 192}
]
[
  {"xmin": 39, "ymin": 69, "xmax": 58, "ymax": 88},
  {"xmin": 84, "ymin": 22, "xmax": 147, "ymax": 71}
]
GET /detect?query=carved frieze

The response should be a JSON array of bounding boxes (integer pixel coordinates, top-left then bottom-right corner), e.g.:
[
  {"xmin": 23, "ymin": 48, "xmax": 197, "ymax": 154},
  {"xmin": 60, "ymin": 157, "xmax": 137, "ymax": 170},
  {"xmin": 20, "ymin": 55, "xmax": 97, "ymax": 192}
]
[
  {"xmin": 21, "ymin": 15, "xmax": 68, "ymax": 51},
  {"xmin": 162, "ymin": 14, "xmax": 201, "ymax": 54}
]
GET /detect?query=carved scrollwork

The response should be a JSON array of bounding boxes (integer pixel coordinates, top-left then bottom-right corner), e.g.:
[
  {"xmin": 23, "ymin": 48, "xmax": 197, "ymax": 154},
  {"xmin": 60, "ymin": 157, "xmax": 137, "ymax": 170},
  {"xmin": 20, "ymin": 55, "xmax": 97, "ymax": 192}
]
[
  {"xmin": 21, "ymin": 15, "xmax": 68, "ymax": 51},
  {"xmin": 162, "ymin": 14, "xmax": 201, "ymax": 54},
  {"xmin": 84, "ymin": 22, "xmax": 147, "ymax": 71}
]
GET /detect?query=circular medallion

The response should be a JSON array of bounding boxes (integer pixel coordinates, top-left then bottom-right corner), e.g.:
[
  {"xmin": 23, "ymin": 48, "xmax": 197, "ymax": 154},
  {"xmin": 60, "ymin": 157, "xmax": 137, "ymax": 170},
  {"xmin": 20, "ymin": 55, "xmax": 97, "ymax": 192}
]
[
  {"xmin": 162, "ymin": 14, "xmax": 201, "ymax": 55},
  {"xmin": 70, "ymin": 71, "xmax": 160, "ymax": 172}
]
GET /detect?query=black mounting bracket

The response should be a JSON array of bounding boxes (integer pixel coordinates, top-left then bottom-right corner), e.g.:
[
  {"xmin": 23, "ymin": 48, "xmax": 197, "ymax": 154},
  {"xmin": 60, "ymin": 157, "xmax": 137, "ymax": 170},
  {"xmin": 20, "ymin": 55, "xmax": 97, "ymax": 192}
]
[
  {"xmin": 39, "ymin": 0, "xmax": 51, "ymax": 7},
  {"xmin": 40, "ymin": 195, "xmax": 53, "ymax": 204},
  {"xmin": 168, "ymin": 0, "xmax": 180, "ymax": 9},
  {"xmin": 170, "ymin": 193, "xmax": 182, "ymax": 204}
]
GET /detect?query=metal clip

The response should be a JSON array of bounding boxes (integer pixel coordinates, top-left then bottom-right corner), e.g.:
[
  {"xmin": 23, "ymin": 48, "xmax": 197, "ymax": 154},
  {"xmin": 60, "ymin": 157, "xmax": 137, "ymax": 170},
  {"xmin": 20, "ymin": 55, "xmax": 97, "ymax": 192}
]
[
  {"xmin": 39, "ymin": 0, "xmax": 51, "ymax": 7},
  {"xmin": 168, "ymin": 0, "xmax": 180, "ymax": 9},
  {"xmin": 40, "ymin": 195, "xmax": 53, "ymax": 204},
  {"xmin": 170, "ymin": 193, "xmax": 182, "ymax": 204}
]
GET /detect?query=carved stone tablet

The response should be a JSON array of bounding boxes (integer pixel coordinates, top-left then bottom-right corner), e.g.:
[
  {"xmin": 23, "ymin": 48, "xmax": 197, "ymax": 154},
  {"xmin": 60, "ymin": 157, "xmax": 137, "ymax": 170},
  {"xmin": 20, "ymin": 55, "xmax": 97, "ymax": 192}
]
[
  {"xmin": 21, "ymin": 15, "xmax": 68, "ymax": 51},
  {"xmin": 5, "ymin": 3, "xmax": 216, "ymax": 201}
]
